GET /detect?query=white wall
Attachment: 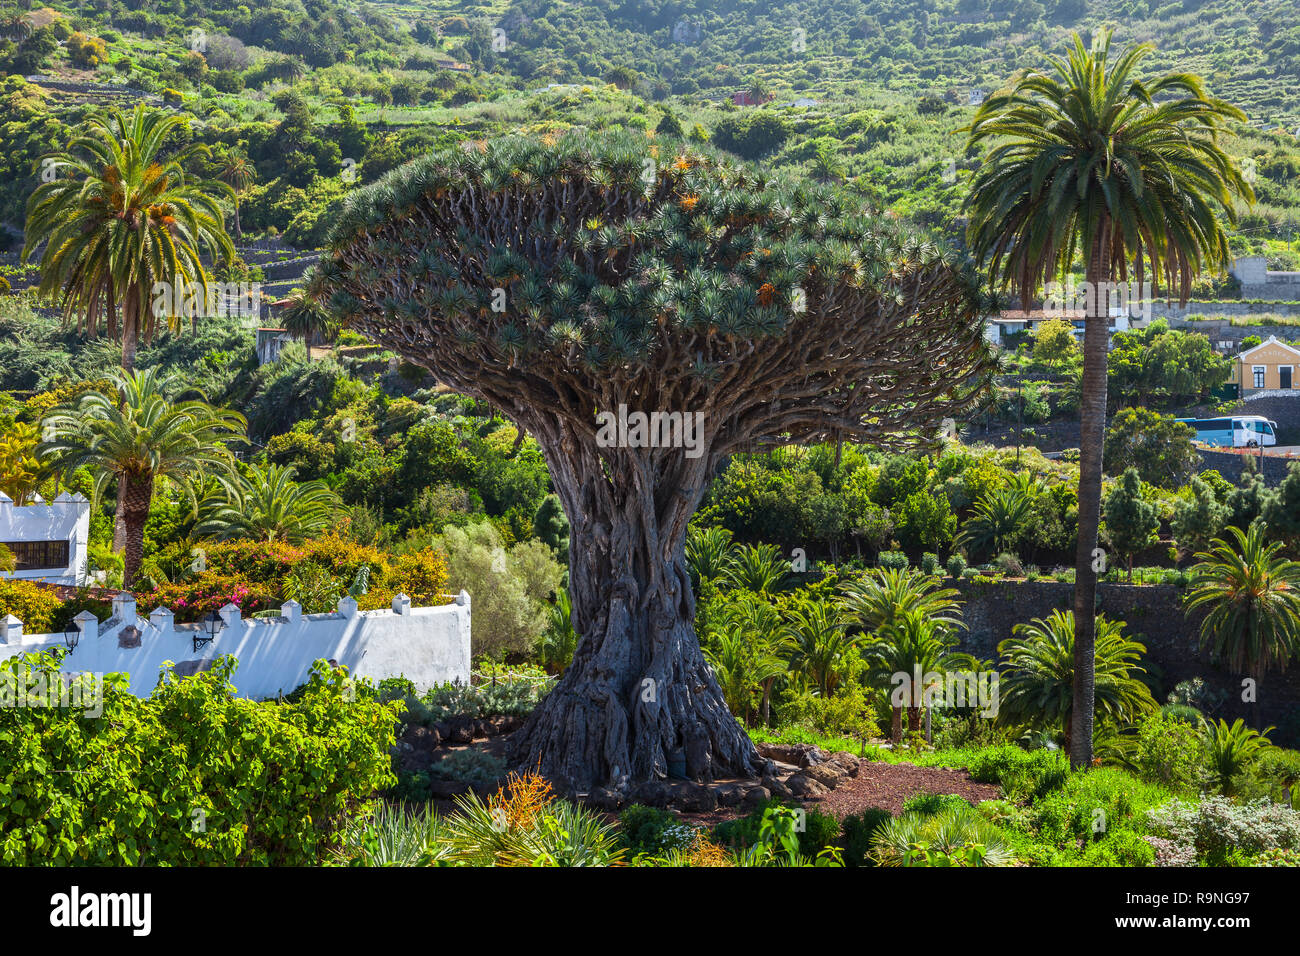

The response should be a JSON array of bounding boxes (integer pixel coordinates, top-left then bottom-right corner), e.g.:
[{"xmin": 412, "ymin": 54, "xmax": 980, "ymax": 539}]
[
  {"xmin": 0, "ymin": 492, "xmax": 90, "ymax": 586},
  {"xmin": 0, "ymin": 591, "xmax": 471, "ymax": 700}
]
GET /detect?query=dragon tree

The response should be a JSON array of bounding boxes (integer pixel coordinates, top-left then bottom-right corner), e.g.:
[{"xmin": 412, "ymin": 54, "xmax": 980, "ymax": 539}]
[{"xmin": 314, "ymin": 131, "xmax": 993, "ymax": 789}]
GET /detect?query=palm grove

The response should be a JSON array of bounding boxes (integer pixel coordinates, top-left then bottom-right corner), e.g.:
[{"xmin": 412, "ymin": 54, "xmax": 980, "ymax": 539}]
[{"xmin": 20, "ymin": 32, "xmax": 1260, "ymax": 788}]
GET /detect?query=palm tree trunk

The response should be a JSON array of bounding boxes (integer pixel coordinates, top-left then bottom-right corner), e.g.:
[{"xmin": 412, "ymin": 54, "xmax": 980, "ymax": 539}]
[
  {"xmin": 890, "ymin": 705, "xmax": 903, "ymax": 743},
  {"xmin": 121, "ymin": 281, "xmax": 140, "ymax": 372},
  {"xmin": 1070, "ymin": 225, "xmax": 1112, "ymax": 770},
  {"xmin": 121, "ymin": 471, "xmax": 153, "ymax": 588}
]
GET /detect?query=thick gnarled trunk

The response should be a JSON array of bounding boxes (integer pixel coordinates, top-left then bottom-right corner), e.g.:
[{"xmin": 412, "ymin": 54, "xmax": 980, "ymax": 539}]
[{"xmin": 510, "ymin": 441, "xmax": 764, "ymax": 791}]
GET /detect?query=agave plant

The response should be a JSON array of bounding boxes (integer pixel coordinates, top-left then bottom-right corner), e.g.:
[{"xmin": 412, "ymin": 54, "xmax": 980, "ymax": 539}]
[
  {"xmin": 871, "ymin": 805, "xmax": 1014, "ymax": 866},
  {"xmin": 338, "ymin": 801, "xmax": 448, "ymax": 867}
]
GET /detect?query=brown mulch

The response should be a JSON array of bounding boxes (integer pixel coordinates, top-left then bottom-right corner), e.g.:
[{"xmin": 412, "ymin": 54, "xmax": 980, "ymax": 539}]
[
  {"xmin": 679, "ymin": 760, "xmax": 1001, "ymax": 829},
  {"xmin": 813, "ymin": 761, "xmax": 1001, "ymax": 819}
]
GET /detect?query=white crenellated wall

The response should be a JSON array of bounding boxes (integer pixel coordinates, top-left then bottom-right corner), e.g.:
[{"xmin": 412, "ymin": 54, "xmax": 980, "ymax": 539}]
[{"xmin": 0, "ymin": 591, "xmax": 471, "ymax": 699}]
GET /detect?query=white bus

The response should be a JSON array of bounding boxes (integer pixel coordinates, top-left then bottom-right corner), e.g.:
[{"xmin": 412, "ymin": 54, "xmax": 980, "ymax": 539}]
[{"xmin": 1174, "ymin": 415, "xmax": 1277, "ymax": 448}]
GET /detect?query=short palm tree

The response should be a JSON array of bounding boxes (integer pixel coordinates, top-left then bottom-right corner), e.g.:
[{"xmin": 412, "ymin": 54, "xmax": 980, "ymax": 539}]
[
  {"xmin": 861, "ymin": 609, "xmax": 963, "ymax": 741},
  {"xmin": 966, "ymin": 30, "xmax": 1253, "ymax": 768},
  {"xmin": 1202, "ymin": 718, "xmax": 1273, "ymax": 796},
  {"xmin": 24, "ymin": 105, "xmax": 235, "ymax": 370},
  {"xmin": 724, "ymin": 543, "xmax": 790, "ymax": 596},
  {"xmin": 38, "ymin": 369, "xmax": 246, "ymax": 585},
  {"xmin": 540, "ymin": 585, "xmax": 579, "ymax": 675},
  {"xmin": 705, "ymin": 593, "xmax": 791, "ymax": 725},
  {"xmin": 685, "ymin": 525, "xmax": 737, "ymax": 590},
  {"xmin": 956, "ymin": 481, "xmax": 1035, "ymax": 559},
  {"xmin": 280, "ymin": 285, "xmax": 338, "ymax": 350},
  {"xmin": 997, "ymin": 609, "xmax": 1157, "ymax": 753},
  {"xmin": 840, "ymin": 567, "xmax": 963, "ymax": 635},
  {"xmin": 782, "ymin": 595, "xmax": 860, "ymax": 698},
  {"xmin": 1185, "ymin": 524, "xmax": 1300, "ymax": 727},
  {"xmin": 197, "ymin": 462, "xmax": 339, "ymax": 543}
]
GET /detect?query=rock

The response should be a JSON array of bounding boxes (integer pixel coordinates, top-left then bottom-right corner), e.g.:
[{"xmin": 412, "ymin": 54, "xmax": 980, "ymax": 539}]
[
  {"xmin": 433, "ymin": 721, "xmax": 452, "ymax": 739},
  {"xmin": 629, "ymin": 780, "xmax": 672, "ymax": 808},
  {"xmin": 447, "ymin": 716, "xmax": 475, "ymax": 744},
  {"xmin": 798, "ymin": 746, "xmax": 829, "ymax": 768},
  {"xmin": 805, "ymin": 763, "xmax": 842, "ymax": 789},
  {"xmin": 679, "ymin": 783, "xmax": 718, "ymax": 813},
  {"xmin": 761, "ymin": 774, "xmax": 792, "ymax": 799},
  {"xmin": 785, "ymin": 773, "xmax": 829, "ymax": 798},
  {"xmin": 741, "ymin": 786, "xmax": 771, "ymax": 810},
  {"xmin": 715, "ymin": 783, "xmax": 746, "ymax": 807},
  {"xmin": 472, "ymin": 718, "xmax": 493, "ymax": 739},
  {"xmin": 586, "ymin": 787, "xmax": 624, "ymax": 812},
  {"xmin": 828, "ymin": 751, "xmax": 860, "ymax": 777}
]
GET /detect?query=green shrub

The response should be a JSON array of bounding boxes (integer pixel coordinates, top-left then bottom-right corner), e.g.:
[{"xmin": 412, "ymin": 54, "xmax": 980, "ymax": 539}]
[
  {"xmin": 0, "ymin": 579, "xmax": 63, "ymax": 633},
  {"xmin": 713, "ymin": 798, "xmax": 840, "ymax": 858},
  {"xmin": 619, "ymin": 804, "xmax": 696, "ymax": 855},
  {"xmin": 1146, "ymin": 795, "xmax": 1300, "ymax": 866},
  {"xmin": 842, "ymin": 808, "xmax": 892, "ymax": 867},
  {"xmin": 1080, "ymin": 829, "xmax": 1157, "ymax": 867},
  {"xmin": 428, "ymin": 749, "xmax": 507, "ymax": 784},
  {"xmin": 945, "ymin": 553, "xmax": 967, "ymax": 578},
  {"xmin": 877, "ymin": 550, "xmax": 908, "ymax": 571},
  {"xmin": 901, "ymin": 792, "xmax": 970, "ymax": 816},
  {"xmin": 1030, "ymin": 768, "xmax": 1171, "ymax": 846},
  {"xmin": 920, "ymin": 552, "xmax": 940, "ymax": 574},
  {"xmin": 966, "ymin": 745, "xmax": 1069, "ymax": 801},
  {"xmin": 0, "ymin": 655, "xmax": 398, "ymax": 865}
]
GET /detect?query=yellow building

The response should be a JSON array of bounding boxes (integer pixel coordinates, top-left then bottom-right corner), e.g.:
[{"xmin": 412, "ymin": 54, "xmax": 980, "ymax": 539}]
[{"xmin": 1235, "ymin": 336, "xmax": 1300, "ymax": 396}]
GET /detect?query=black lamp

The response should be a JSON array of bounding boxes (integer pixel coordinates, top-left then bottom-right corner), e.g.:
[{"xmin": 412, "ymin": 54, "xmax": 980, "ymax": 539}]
[
  {"xmin": 194, "ymin": 610, "xmax": 224, "ymax": 653},
  {"xmin": 62, "ymin": 621, "xmax": 80, "ymax": 652}
]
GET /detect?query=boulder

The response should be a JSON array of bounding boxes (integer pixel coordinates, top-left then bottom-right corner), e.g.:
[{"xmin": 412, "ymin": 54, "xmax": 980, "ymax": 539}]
[
  {"xmin": 740, "ymin": 786, "xmax": 771, "ymax": 810},
  {"xmin": 828, "ymin": 751, "xmax": 861, "ymax": 777},
  {"xmin": 586, "ymin": 787, "xmax": 624, "ymax": 812},
  {"xmin": 785, "ymin": 773, "xmax": 829, "ymax": 798},
  {"xmin": 804, "ymin": 763, "xmax": 842, "ymax": 790},
  {"xmin": 761, "ymin": 774, "xmax": 792, "ymax": 799},
  {"xmin": 679, "ymin": 783, "xmax": 719, "ymax": 813},
  {"xmin": 715, "ymin": 783, "xmax": 747, "ymax": 808},
  {"xmin": 629, "ymin": 780, "xmax": 672, "ymax": 808}
]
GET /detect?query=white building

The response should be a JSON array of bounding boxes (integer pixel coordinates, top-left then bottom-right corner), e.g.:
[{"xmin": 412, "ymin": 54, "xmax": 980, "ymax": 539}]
[
  {"xmin": 0, "ymin": 591, "xmax": 472, "ymax": 700},
  {"xmin": 0, "ymin": 492, "xmax": 90, "ymax": 586}
]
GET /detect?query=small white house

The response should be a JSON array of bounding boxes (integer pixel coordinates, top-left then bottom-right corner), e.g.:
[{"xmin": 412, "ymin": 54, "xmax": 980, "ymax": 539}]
[{"xmin": 0, "ymin": 492, "xmax": 90, "ymax": 586}]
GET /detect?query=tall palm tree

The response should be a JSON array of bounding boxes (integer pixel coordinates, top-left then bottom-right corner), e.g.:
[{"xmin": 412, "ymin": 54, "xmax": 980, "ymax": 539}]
[
  {"xmin": 997, "ymin": 609, "xmax": 1157, "ymax": 753},
  {"xmin": 38, "ymin": 369, "xmax": 246, "ymax": 586},
  {"xmin": 965, "ymin": 30, "xmax": 1252, "ymax": 768},
  {"xmin": 1185, "ymin": 524, "xmax": 1300, "ymax": 727},
  {"xmin": 213, "ymin": 147, "xmax": 257, "ymax": 239},
  {"xmin": 197, "ymin": 462, "xmax": 339, "ymax": 543},
  {"xmin": 23, "ymin": 105, "xmax": 235, "ymax": 371}
]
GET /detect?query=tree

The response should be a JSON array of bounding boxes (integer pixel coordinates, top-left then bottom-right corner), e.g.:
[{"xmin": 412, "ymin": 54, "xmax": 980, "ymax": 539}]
[
  {"xmin": 1185, "ymin": 525, "xmax": 1300, "ymax": 727},
  {"xmin": 214, "ymin": 147, "xmax": 257, "ymax": 238},
  {"xmin": 314, "ymin": 130, "xmax": 991, "ymax": 787},
  {"xmin": 1260, "ymin": 462, "xmax": 1300, "ymax": 547},
  {"xmin": 1108, "ymin": 320, "xmax": 1231, "ymax": 407},
  {"xmin": 1102, "ymin": 468, "xmax": 1159, "ymax": 579},
  {"xmin": 24, "ymin": 106, "xmax": 234, "ymax": 371},
  {"xmin": 966, "ymin": 31, "xmax": 1251, "ymax": 767},
  {"xmin": 783, "ymin": 595, "xmax": 860, "ymax": 699},
  {"xmin": 840, "ymin": 567, "xmax": 963, "ymax": 635},
  {"xmin": 956, "ymin": 481, "xmax": 1035, "ymax": 559},
  {"xmin": 1171, "ymin": 475, "xmax": 1228, "ymax": 558},
  {"xmin": 861, "ymin": 608, "xmax": 964, "ymax": 741},
  {"xmin": 1103, "ymin": 407, "xmax": 1200, "ymax": 490},
  {"xmin": 1032, "ymin": 317, "xmax": 1079, "ymax": 369},
  {"xmin": 38, "ymin": 370, "xmax": 245, "ymax": 586},
  {"xmin": 1203, "ymin": 718, "xmax": 1273, "ymax": 796},
  {"xmin": 280, "ymin": 286, "xmax": 338, "ymax": 349},
  {"xmin": 997, "ymin": 609, "xmax": 1157, "ymax": 752},
  {"xmin": 1228, "ymin": 457, "xmax": 1268, "ymax": 530},
  {"xmin": 197, "ymin": 463, "xmax": 340, "ymax": 543}
]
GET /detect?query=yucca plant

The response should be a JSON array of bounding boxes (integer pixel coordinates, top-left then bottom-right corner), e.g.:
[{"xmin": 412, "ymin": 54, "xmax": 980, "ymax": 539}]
[{"xmin": 338, "ymin": 801, "xmax": 448, "ymax": 867}]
